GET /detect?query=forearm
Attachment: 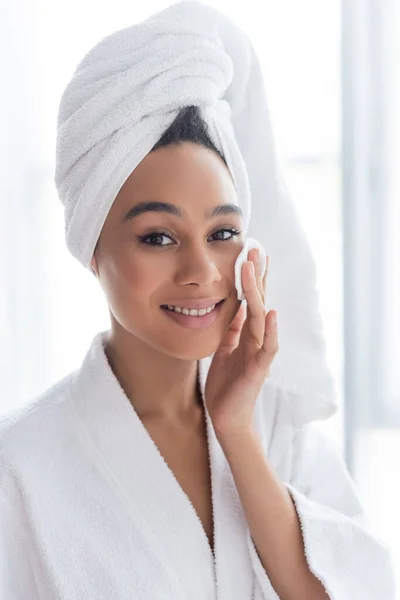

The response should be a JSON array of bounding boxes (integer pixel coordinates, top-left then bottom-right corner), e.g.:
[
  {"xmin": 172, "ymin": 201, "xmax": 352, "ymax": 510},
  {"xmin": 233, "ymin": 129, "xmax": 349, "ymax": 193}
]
[{"xmin": 216, "ymin": 427, "xmax": 329, "ymax": 600}]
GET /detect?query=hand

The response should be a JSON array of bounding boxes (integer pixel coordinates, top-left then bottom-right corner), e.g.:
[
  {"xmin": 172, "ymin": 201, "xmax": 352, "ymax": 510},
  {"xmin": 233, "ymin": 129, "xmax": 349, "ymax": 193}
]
[{"xmin": 204, "ymin": 249, "xmax": 279, "ymax": 437}]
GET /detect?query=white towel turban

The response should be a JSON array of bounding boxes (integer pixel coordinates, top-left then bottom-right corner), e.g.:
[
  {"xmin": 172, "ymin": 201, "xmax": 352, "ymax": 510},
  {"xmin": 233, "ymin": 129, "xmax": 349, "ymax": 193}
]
[{"xmin": 54, "ymin": 0, "xmax": 338, "ymax": 425}]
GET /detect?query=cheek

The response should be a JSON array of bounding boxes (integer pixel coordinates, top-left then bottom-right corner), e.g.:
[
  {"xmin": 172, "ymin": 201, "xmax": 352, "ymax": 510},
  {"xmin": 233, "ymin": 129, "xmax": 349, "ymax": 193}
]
[
  {"xmin": 102, "ymin": 256, "xmax": 160, "ymax": 330},
  {"xmin": 221, "ymin": 252, "xmax": 238, "ymax": 286},
  {"xmin": 117, "ymin": 256, "xmax": 162, "ymax": 300}
]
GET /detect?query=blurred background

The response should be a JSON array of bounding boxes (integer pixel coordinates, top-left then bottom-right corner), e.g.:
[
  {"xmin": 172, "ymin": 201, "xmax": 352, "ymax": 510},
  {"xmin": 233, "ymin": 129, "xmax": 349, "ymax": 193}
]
[{"xmin": 1, "ymin": 0, "xmax": 399, "ymax": 588}]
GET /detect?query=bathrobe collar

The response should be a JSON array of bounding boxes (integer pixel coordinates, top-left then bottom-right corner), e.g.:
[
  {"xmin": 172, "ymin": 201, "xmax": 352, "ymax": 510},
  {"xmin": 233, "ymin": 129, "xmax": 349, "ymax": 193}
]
[{"xmin": 69, "ymin": 329, "xmax": 258, "ymax": 599}]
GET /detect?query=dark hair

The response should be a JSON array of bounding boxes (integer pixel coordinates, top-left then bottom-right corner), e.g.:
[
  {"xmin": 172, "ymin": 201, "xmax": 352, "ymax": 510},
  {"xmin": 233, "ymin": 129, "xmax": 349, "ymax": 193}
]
[{"xmin": 151, "ymin": 105, "xmax": 227, "ymax": 166}]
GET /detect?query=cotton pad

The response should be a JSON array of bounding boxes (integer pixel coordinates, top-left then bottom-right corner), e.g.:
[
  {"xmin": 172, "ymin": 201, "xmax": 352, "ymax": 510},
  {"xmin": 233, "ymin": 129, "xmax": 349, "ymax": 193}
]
[{"xmin": 234, "ymin": 237, "xmax": 267, "ymax": 301}]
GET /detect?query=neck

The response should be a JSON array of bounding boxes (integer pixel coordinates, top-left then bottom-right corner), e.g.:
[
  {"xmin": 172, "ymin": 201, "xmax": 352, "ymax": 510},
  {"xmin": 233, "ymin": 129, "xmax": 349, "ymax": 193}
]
[{"xmin": 103, "ymin": 329, "xmax": 203, "ymax": 425}]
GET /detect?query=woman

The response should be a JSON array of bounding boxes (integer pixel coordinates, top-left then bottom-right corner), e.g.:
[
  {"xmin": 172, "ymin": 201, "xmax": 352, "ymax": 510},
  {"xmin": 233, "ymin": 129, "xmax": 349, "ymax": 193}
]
[{"xmin": 0, "ymin": 2, "xmax": 396, "ymax": 599}]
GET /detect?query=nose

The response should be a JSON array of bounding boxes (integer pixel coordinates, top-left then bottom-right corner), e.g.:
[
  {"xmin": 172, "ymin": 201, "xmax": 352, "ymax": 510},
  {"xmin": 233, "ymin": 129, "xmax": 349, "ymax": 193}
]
[{"xmin": 174, "ymin": 243, "xmax": 222, "ymax": 287}]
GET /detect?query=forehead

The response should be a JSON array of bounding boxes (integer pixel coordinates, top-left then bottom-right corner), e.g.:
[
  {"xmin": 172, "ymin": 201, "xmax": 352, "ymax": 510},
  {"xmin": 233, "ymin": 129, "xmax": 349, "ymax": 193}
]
[{"xmin": 113, "ymin": 142, "xmax": 237, "ymax": 214}]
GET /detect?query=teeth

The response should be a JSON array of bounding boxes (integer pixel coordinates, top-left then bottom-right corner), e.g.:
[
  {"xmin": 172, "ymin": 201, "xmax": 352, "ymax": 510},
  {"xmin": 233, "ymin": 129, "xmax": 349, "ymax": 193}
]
[{"xmin": 164, "ymin": 303, "xmax": 217, "ymax": 316}]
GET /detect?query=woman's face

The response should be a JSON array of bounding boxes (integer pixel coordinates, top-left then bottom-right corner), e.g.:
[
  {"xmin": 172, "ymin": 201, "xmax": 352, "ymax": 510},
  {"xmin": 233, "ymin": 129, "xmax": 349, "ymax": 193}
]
[{"xmin": 91, "ymin": 141, "xmax": 245, "ymax": 360}]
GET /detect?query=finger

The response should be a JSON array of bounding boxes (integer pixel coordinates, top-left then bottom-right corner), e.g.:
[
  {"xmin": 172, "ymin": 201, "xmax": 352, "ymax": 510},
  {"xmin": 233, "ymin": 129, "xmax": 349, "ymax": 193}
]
[
  {"xmin": 262, "ymin": 256, "xmax": 270, "ymax": 293},
  {"xmin": 251, "ymin": 249, "xmax": 269, "ymax": 308},
  {"xmin": 242, "ymin": 260, "xmax": 266, "ymax": 347},
  {"xmin": 216, "ymin": 301, "xmax": 246, "ymax": 353},
  {"xmin": 257, "ymin": 310, "xmax": 279, "ymax": 370},
  {"xmin": 260, "ymin": 255, "xmax": 270, "ymax": 305},
  {"xmin": 247, "ymin": 248, "xmax": 265, "ymax": 305}
]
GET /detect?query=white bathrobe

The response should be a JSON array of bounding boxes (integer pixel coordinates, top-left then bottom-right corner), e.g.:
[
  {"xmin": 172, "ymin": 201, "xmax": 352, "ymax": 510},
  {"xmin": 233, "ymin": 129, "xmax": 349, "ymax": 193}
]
[{"xmin": 0, "ymin": 330, "xmax": 396, "ymax": 599}]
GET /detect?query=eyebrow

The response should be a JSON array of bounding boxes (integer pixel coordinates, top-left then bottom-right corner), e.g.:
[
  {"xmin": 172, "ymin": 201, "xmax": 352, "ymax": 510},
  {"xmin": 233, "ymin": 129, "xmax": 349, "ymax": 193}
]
[{"xmin": 122, "ymin": 201, "xmax": 243, "ymax": 223}]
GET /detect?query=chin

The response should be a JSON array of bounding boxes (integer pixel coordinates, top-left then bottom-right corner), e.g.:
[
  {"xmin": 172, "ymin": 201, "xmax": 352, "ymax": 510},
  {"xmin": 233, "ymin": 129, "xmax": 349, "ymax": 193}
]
[
  {"xmin": 166, "ymin": 342, "xmax": 220, "ymax": 361},
  {"xmin": 153, "ymin": 332, "xmax": 222, "ymax": 361}
]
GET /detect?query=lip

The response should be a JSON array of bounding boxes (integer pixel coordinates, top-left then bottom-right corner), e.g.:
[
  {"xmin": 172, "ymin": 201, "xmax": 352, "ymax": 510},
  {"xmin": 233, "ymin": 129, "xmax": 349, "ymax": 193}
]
[
  {"xmin": 160, "ymin": 297, "xmax": 225, "ymax": 310},
  {"xmin": 160, "ymin": 300, "xmax": 225, "ymax": 330}
]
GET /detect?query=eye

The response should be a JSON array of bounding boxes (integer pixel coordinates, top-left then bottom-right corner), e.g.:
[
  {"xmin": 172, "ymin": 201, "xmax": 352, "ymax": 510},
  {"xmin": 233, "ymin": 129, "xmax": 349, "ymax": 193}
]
[
  {"xmin": 138, "ymin": 227, "xmax": 241, "ymax": 247},
  {"xmin": 209, "ymin": 228, "xmax": 241, "ymax": 242},
  {"xmin": 138, "ymin": 231, "xmax": 175, "ymax": 246}
]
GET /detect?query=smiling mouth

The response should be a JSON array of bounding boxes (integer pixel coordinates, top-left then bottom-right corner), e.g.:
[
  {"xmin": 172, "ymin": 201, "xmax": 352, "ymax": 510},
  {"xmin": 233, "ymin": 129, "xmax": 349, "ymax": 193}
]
[{"xmin": 160, "ymin": 299, "xmax": 225, "ymax": 316}]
